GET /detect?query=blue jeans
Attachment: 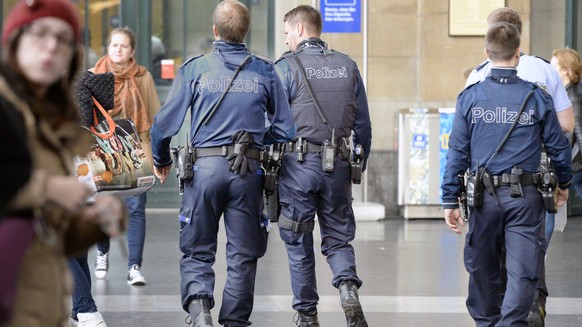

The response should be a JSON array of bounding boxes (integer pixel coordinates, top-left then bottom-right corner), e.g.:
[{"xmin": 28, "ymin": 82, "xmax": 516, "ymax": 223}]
[
  {"xmin": 97, "ymin": 192, "xmax": 148, "ymax": 268},
  {"xmin": 68, "ymin": 253, "xmax": 97, "ymax": 317}
]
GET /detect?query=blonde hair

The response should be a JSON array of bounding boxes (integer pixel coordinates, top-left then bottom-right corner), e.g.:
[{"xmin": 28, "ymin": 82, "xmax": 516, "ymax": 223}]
[{"xmin": 553, "ymin": 48, "xmax": 582, "ymax": 85}]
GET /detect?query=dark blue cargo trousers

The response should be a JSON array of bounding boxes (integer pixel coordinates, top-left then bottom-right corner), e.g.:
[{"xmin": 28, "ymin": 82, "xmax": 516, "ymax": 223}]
[
  {"xmin": 178, "ymin": 156, "xmax": 267, "ymax": 327},
  {"xmin": 278, "ymin": 152, "xmax": 363, "ymax": 312}
]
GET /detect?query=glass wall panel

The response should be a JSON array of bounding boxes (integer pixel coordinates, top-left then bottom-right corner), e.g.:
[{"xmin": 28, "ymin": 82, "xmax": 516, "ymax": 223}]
[{"xmin": 0, "ymin": 0, "xmax": 274, "ymax": 207}]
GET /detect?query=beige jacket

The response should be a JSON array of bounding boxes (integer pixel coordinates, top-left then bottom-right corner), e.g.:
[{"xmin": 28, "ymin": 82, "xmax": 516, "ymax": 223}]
[{"xmin": 0, "ymin": 77, "xmax": 120, "ymax": 327}]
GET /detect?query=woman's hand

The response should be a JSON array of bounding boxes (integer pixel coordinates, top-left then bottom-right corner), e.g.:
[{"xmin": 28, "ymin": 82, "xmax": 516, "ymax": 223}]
[
  {"xmin": 82, "ymin": 194, "xmax": 127, "ymax": 237},
  {"xmin": 46, "ymin": 176, "xmax": 92, "ymax": 213}
]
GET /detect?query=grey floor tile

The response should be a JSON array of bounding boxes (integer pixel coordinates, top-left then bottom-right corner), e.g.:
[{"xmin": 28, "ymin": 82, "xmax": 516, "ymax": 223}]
[{"xmin": 81, "ymin": 211, "xmax": 582, "ymax": 327}]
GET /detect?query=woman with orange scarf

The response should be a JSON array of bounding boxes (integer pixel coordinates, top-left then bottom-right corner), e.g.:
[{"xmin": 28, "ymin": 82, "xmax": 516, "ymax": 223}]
[{"xmin": 90, "ymin": 27, "xmax": 160, "ymax": 286}]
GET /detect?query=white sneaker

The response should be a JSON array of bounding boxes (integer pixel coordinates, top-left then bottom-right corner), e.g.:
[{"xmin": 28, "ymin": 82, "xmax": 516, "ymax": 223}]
[
  {"xmin": 77, "ymin": 311, "xmax": 107, "ymax": 327},
  {"xmin": 127, "ymin": 264, "xmax": 146, "ymax": 285},
  {"xmin": 95, "ymin": 251, "xmax": 109, "ymax": 279}
]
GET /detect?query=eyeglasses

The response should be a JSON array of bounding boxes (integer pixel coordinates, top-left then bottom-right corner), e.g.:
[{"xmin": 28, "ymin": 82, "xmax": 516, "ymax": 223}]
[{"xmin": 23, "ymin": 24, "xmax": 76, "ymax": 50}]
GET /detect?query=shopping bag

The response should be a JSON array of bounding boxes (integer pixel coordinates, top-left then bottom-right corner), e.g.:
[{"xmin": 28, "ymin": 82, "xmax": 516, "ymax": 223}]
[{"xmin": 74, "ymin": 99, "xmax": 155, "ymax": 198}]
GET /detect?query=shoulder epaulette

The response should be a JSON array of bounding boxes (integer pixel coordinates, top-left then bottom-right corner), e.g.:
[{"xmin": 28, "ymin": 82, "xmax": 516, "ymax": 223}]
[
  {"xmin": 463, "ymin": 81, "xmax": 480, "ymax": 92},
  {"xmin": 252, "ymin": 53, "xmax": 273, "ymax": 65},
  {"xmin": 275, "ymin": 50, "xmax": 293, "ymax": 64},
  {"xmin": 474, "ymin": 60, "xmax": 489, "ymax": 72},
  {"xmin": 533, "ymin": 55, "xmax": 550, "ymax": 64},
  {"xmin": 180, "ymin": 54, "xmax": 204, "ymax": 69}
]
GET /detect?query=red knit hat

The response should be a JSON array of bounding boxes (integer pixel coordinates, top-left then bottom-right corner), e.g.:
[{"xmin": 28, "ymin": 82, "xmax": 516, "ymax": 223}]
[{"xmin": 2, "ymin": 0, "xmax": 81, "ymax": 46}]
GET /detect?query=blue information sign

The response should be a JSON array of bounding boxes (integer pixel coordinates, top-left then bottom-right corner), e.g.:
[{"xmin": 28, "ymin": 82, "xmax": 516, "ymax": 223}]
[
  {"xmin": 412, "ymin": 133, "xmax": 427, "ymax": 149},
  {"xmin": 320, "ymin": 0, "xmax": 361, "ymax": 33}
]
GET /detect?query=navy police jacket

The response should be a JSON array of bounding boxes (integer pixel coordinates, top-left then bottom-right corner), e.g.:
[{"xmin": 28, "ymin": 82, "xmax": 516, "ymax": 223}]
[
  {"xmin": 275, "ymin": 38, "xmax": 372, "ymax": 164},
  {"xmin": 150, "ymin": 41, "xmax": 296, "ymax": 167},
  {"xmin": 441, "ymin": 67, "xmax": 572, "ymax": 209}
]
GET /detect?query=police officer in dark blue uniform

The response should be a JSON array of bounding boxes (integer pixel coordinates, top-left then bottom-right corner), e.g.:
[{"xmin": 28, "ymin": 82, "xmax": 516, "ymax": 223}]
[
  {"xmin": 442, "ymin": 22, "xmax": 572, "ymax": 327},
  {"xmin": 274, "ymin": 5, "xmax": 372, "ymax": 327},
  {"xmin": 150, "ymin": 1, "xmax": 295, "ymax": 326},
  {"xmin": 465, "ymin": 9, "xmax": 575, "ymax": 326}
]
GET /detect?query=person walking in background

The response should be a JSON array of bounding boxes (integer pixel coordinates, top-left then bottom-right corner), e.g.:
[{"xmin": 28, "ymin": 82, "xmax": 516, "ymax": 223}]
[
  {"xmin": 274, "ymin": 5, "xmax": 372, "ymax": 327},
  {"xmin": 443, "ymin": 22, "xmax": 571, "ymax": 326},
  {"xmin": 150, "ymin": 1, "xmax": 295, "ymax": 326},
  {"xmin": 550, "ymin": 48, "xmax": 582, "ymax": 229},
  {"xmin": 465, "ymin": 8, "xmax": 574, "ymax": 326},
  {"xmin": 151, "ymin": 35, "xmax": 172, "ymax": 86},
  {"xmin": 466, "ymin": 8, "xmax": 573, "ymax": 132},
  {"xmin": 0, "ymin": 1, "xmax": 127, "ymax": 326},
  {"xmin": 68, "ymin": 71, "xmax": 116, "ymax": 327},
  {"xmin": 90, "ymin": 27, "xmax": 161, "ymax": 286}
]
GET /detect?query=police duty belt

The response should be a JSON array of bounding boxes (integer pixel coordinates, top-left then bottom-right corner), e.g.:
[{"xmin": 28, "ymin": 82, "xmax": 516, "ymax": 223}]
[{"xmin": 194, "ymin": 145, "xmax": 261, "ymax": 161}]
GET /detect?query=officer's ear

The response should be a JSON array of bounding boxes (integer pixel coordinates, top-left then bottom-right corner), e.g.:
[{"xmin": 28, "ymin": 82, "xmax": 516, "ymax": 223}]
[
  {"xmin": 212, "ymin": 25, "xmax": 220, "ymax": 40},
  {"xmin": 296, "ymin": 23, "xmax": 304, "ymax": 37}
]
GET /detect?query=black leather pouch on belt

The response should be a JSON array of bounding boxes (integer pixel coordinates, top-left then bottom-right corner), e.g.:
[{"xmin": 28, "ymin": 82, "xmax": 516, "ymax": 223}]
[{"xmin": 466, "ymin": 167, "xmax": 484, "ymax": 208}]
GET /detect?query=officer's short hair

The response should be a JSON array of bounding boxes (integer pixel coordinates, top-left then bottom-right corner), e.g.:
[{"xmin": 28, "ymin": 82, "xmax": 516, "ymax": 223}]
[
  {"xmin": 283, "ymin": 5, "xmax": 322, "ymax": 36},
  {"xmin": 487, "ymin": 7, "xmax": 522, "ymax": 35},
  {"xmin": 553, "ymin": 48, "xmax": 582, "ymax": 85},
  {"xmin": 213, "ymin": 0, "xmax": 250, "ymax": 43},
  {"xmin": 485, "ymin": 22, "xmax": 520, "ymax": 62}
]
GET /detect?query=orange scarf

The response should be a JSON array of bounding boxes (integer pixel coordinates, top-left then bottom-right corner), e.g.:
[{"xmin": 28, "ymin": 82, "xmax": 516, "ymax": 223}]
[{"xmin": 93, "ymin": 55, "xmax": 150, "ymax": 133}]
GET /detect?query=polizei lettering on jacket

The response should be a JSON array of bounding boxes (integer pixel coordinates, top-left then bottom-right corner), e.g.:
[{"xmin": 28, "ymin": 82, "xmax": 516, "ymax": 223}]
[
  {"xmin": 198, "ymin": 76, "xmax": 259, "ymax": 94},
  {"xmin": 471, "ymin": 107, "xmax": 534, "ymax": 125},
  {"xmin": 305, "ymin": 66, "xmax": 348, "ymax": 79}
]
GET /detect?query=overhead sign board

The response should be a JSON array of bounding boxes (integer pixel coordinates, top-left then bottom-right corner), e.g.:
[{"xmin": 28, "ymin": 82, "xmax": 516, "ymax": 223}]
[{"xmin": 320, "ymin": 0, "xmax": 361, "ymax": 33}]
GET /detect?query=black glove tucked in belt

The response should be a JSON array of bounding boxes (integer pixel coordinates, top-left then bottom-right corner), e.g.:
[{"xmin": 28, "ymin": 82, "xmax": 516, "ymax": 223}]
[{"xmin": 226, "ymin": 130, "xmax": 254, "ymax": 176}]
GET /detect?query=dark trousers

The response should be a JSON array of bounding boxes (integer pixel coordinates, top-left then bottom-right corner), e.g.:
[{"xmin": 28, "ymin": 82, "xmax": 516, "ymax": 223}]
[
  {"xmin": 465, "ymin": 185, "xmax": 546, "ymax": 327},
  {"xmin": 178, "ymin": 156, "xmax": 267, "ymax": 327},
  {"xmin": 278, "ymin": 153, "xmax": 362, "ymax": 312}
]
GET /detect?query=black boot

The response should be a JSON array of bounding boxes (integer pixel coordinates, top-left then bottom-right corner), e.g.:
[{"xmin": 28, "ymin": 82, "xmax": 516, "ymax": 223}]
[
  {"xmin": 188, "ymin": 299, "xmax": 214, "ymax": 327},
  {"xmin": 294, "ymin": 309, "xmax": 320, "ymax": 327},
  {"xmin": 526, "ymin": 290, "xmax": 546, "ymax": 327},
  {"xmin": 339, "ymin": 281, "xmax": 368, "ymax": 327}
]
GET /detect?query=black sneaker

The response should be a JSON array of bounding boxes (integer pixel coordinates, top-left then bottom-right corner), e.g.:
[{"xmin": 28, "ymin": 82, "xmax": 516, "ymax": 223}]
[
  {"xmin": 339, "ymin": 281, "xmax": 369, "ymax": 327},
  {"xmin": 293, "ymin": 310, "xmax": 319, "ymax": 327}
]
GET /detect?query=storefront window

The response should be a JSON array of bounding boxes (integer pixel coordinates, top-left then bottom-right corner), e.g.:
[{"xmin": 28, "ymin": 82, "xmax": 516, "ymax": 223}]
[
  {"xmin": 0, "ymin": 0, "xmax": 273, "ymax": 205},
  {"xmin": 1, "ymin": 0, "xmax": 273, "ymax": 87}
]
